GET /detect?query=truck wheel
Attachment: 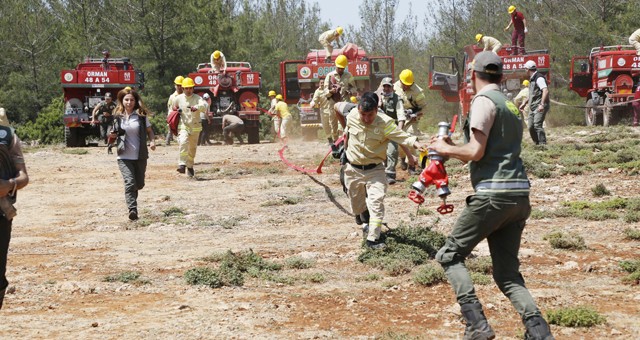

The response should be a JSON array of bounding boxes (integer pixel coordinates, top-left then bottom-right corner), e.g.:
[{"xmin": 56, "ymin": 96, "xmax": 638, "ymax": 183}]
[
  {"xmin": 584, "ymin": 99, "xmax": 601, "ymax": 126},
  {"xmin": 65, "ymin": 127, "xmax": 78, "ymax": 147},
  {"xmin": 302, "ymin": 127, "xmax": 317, "ymax": 141},
  {"xmin": 247, "ymin": 125, "xmax": 260, "ymax": 144}
]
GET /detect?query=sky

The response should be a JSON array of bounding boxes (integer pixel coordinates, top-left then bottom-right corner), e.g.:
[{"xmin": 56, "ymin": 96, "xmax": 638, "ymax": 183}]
[{"xmin": 309, "ymin": 0, "xmax": 427, "ymax": 32}]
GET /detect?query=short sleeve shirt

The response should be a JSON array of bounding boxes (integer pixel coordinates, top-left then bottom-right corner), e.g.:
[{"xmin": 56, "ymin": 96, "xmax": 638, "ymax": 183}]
[{"xmin": 469, "ymin": 84, "xmax": 499, "ymax": 137}]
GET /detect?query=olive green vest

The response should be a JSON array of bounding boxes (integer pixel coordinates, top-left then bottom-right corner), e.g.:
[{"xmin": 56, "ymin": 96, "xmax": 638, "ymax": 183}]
[
  {"xmin": 380, "ymin": 93, "xmax": 399, "ymax": 121},
  {"xmin": 464, "ymin": 89, "xmax": 530, "ymax": 196}
]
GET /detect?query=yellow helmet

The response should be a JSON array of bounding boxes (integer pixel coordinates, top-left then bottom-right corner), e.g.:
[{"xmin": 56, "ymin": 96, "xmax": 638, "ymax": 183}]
[
  {"xmin": 475, "ymin": 33, "xmax": 483, "ymax": 42},
  {"xmin": 181, "ymin": 77, "xmax": 195, "ymax": 88},
  {"xmin": 350, "ymin": 96, "xmax": 357, "ymax": 103},
  {"xmin": 522, "ymin": 79, "xmax": 530, "ymax": 87},
  {"xmin": 124, "ymin": 86, "xmax": 132, "ymax": 91},
  {"xmin": 268, "ymin": 90, "xmax": 276, "ymax": 97},
  {"xmin": 336, "ymin": 26, "xmax": 344, "ymax": 35},
  {"xmin": 275, "ymin": 94, "xmax": 283, "ymax": 100},
  {"xmin": 213, "ymin": 50, "xmax": 221, "ymax": 60},
  {"xmin": 335, "ymin": 54, "xmax": 348, "ymax": 68},
  {"xmin": 174, "ymin": 75, "xmax": 184, "ymax": 85},
  {"xmin": 399, "ymin": 69, "xmax": 414, "ymax": 86},
  {"xmin": 508, "ymin": 5, "xmax": 516, "ymax": 14}
]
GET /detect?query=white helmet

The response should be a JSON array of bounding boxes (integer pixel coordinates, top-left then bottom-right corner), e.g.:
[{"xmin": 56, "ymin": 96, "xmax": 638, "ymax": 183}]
[
  {"xmin": 203, "ymin": 93, "xmax": 210, "ymax": 99},
  {"xmin": 523, "ymin": 60, "xmax": 537, "ymax": 70}
]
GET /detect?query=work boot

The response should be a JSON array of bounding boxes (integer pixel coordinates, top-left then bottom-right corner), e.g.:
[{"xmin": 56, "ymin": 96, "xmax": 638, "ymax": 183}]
[
  {"xmin": 362, "ymin": 224, "xmax": 369, "ymax": 239},
  {"xmin": 524, "ymin": 316, "xmax": 555, "ymax": 340},
  {"xmin": 327, "ymin": 137, "xmax": 334, "ymax": 146},
  {"xmin": 366, "ymin": 239, "xmax": 386, "ymax": 250},
  {"xmin": 177, "ymin": 165, "xmax": 186, "ymax": 174},
  {"xmin": 187, "ymin": 167, "xmax": 195, "ymax": 177},
  {"xmin": 400, "ymin": 158, "xmax": 408, "ymax": 171},
  {"xmin": 0, "ymin": 287, "xmax": 5, "ymax": 310},
  {"xmin": 408, "ymin": 166, "xmax": 419, "ymax": 176},
  {"xmin": 460, "ymin": 303, "xmax": 496, "ymax": 340},
  {"xmin": 354, "ymin": 210, "xmax": 369, "ymax": 225},
  {"xmin": 128, "ymin": 209, "xmax": 138, "ymax": 221},
  {"xmin": 386, "ymin": 174, "xmax": 396, "ymax": 185}
]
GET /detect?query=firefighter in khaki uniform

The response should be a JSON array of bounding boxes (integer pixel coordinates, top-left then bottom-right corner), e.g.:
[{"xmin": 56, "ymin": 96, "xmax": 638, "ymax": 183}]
[
  {"xmin": 166, "ymin": 75, "xmax": 184, "ymax": 146},
  {"xmin": 274, "ymin": 95, "xmax": 292, "ymax": 145},
  {"xmin": 343, "ymin": 92, "xmax": 426, "ymax": 249},
  {"xmin": 309, "ymin": 79, "xmax": 333, "ymax": 144},
  {"xmin": 173, "ymin": 77, "xmax": 207, "ymax": 177},
  {"xmin": 324, "ymin": 55, "xmax": 356, "ymax": 142},
  {"xmin": 476, "ymin": 34, "xmax": 503, "ymax": 54},
  {"xmin": 629, "ymin": 28, "xmax": 640, "ymax": 56},
  {"xmin": 513, "ymin": 79, "xmax": 530, "ymax": 126},
  {"xmin": 318, "ymin": 27, "xmax": 344, "ymax": 62},
  {"xmin": 394, "ymin": 69, "xmax": 427, "ymax": 174}
]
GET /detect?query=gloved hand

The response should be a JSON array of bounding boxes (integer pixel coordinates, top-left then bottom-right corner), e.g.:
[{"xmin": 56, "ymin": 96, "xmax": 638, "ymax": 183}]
[{"xmin": 524, "ymin": 27, "xmax": 528, "ymax": 34}]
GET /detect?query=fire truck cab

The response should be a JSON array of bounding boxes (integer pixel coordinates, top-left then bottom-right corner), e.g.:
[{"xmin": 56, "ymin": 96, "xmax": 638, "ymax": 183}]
[
  {"xmin": 187, "ymin": 61, "xmax": 261, "ymax": 144},
  {"xmin": 279, "ymin": 43, "xmax": 394, "ymax": 138},
  {"xmin": 429, "ymin": 44, "xmax": 550, "ymax": 121},
  {"xmin": 61, "ymin": 55, "xmax": 144, "ymax": 147},
  {"xmin": 569, "ymin": 45, "xmax": 640, "ymax": 126}
]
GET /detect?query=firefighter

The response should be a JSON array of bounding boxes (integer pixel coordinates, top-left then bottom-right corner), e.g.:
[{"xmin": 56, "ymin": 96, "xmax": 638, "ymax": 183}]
[
  {"xmin": 91, "ymin": 92, "xmax": 116, "ymax": 147},
  {"xmin": 210, "ymin": 50, "xmax": 227, "ymax": 73},
  {"xmin": 274, "ymin": 94, "xmax": 292, "ymax": 145},
  {"xmin": 514, "ymin": 79, "xmax": 531, "ymax": 127},
  {"xmin": 522, "ymin": 60, "xmax": 549, "ymax": 145},
  {"xmin": 0, "ymin": 108, "xmax": 29, "ymax": 310},
  {"xmin": 267, "ymin": 90, "xmax": 277, "ymax": 115},
  {"xmin": 629, "ymin": 28, "xmax": 640, "ymax": 56},
  {"xmin": 309, "ymin": 79, "xmax": 334, "ymax": 144},
  {"xmin": 174, "ymin": 77, "xmax": 207, "ymax": 177},
  {"xmin": 324, "ymin": 55, "xmax": 356, "ymax": 142},
  {"xmin": 476, "ymin": 34, "xmax": 502, "ymax": 54},
  {"xmin": 166, "ymin": 75, "xmax": 184, "ymax": 146},
  {"xmin": 428, "ymin": 51, "xmax": 554, "ymax": 340},
  {"xmin": 394, "ymin": 69, "xmax": 426, "ymax": 175},
  {"xmin": 222, "ymin": 114, "xmax": 245, "ymax": 145},
  {"xmin": 504, "ymin": 5, "xmax": 528, "ymax": 55},
  {"xmin": 318, "ymin": 26, "xmax": 344, "ymax": 63},
  {"xmin": 198, "ymin": 93, "xmax": 213, "ymax": 146},
  {"xmin": 342, "ymin": 92, "xmax": 426, "ymax": 249},
  {"xmin": 379, "ymin": 77, "xmax": 407, "ymax": 184}
]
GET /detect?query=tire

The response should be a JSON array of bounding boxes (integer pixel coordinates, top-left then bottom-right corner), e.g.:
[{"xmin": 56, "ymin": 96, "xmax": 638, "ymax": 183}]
[
  {"xmin": 247, "ymin": 125, "xmax": 260, "ymax": 144},
  {"xmin": 585, "ymin": 99, "xmax": 601, "ymax": 126},
  {"xmin": 65, "ymin": 127, "xmax": 78, "ymax": 147}
]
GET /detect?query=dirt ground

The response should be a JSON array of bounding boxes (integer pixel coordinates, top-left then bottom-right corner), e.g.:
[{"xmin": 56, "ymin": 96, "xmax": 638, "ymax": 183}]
[{"xmin": 1, "ymin": 129, "xmax": 639, "ymax": 339}]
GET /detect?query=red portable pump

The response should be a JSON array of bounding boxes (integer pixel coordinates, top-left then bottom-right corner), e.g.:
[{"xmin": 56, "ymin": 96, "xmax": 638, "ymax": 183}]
[{"xmin": 408, "ymin": 116, "xmax": 458, "ymax": 214}]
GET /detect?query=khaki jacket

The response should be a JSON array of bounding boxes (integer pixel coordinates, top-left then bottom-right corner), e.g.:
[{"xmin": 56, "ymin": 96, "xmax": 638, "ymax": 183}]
[
  {"xmin": 481, "ymin": 36, "xmax": 501, "ymax": 51},
  {"xmin": 324, "ymin": 70, "xmax": 356, "ymax": 103},
  {"xmin": 174, "ymin": 93, "xmax": 207, "ymax": 128}
]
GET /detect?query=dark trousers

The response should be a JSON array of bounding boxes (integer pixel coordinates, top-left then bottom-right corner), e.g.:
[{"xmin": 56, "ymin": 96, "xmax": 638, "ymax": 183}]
[
  {"xmin": 511, "ymin": 29, "xmax": 525, "ymax": 55},
  {"xmin": 198, "ymin": 119, "xmax": 211, "ymax": 145},
  {"xmin": 528, "ymin": 107, "xmax": 548, "ymax": 145},
  {"xmin": 633, "ymin": 102, "xmax": 640, "ymax": 126},
  {"xmin": 0, "ymin": 217, "xmax": 12, "ymax": 308},
  {"xmin": 223, "ymin": 123, "xmax": 244, "ymax": 144},
  {"xmin": 117, "ymin": 159, "xmax": 147, "ymax": 213}
]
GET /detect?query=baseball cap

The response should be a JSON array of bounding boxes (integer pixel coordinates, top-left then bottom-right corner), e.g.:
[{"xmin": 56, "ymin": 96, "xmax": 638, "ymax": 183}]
[
  {"xmin": 472, "ymin": 51, "xmax": 503, "ymax": 75},
  {"xmin": 380, "ymin": 77, "xmax": 393, "ymax": 86},
  {"xmin": 523, "ymin": 60, "xmax": 537, "ymax": 70},
  {"xmin": 105, "ymin": 92, "xmax": 112, "ymax": 98}
]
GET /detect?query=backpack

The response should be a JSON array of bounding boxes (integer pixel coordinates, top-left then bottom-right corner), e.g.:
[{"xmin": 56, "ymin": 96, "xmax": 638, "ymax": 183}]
[{"xmin": 167, "ymin": 108, "xmax": 181, "ymax": 136}]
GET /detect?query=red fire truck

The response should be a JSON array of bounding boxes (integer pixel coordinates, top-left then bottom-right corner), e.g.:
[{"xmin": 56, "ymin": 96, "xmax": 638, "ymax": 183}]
[
  {"xmin": 279, "ymin": 43, "xmax": 394, "ymax": 138},
  {"xmin": 429, "ymin": 44, "xmax": 550, "ymax": 120},
  {"xmin": 187, "ymin": 61, "xmax": 262, "ymax": 144},
  {"xmin": 61, "ymin": 55, "xmax": 144, "ymax": 147},
  {"xmin": 569, "ymin": 45, "xmax": 640, "ymax": 126}
]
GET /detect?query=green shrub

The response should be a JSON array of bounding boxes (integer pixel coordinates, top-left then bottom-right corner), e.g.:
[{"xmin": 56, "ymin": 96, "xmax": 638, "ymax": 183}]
[
  {"xmin": 356, "ymin": 274, "xmax": 382, "ymax": 282},
  {"xmin": 163, "ymin": 206, "xmax": 185, "ymax": 217},
  {"xmin": 184, "ymin": 267, "xmax": 222, "ymax": 288},
  {"xmin": 15, "ymin": 96, "xmax": 65, "ymax": 144},
  {"xmin": 591, "ymin": 184, "xmax": 611, "ymax": 197},
  {"xmin": 470, "ymin": 272, "xmax": 492, "ymax": 285},
  {"xmin": 413, "ymin": 264, "xmax": 446, "ymax": 286},
  {"xmin": 546, "ymin": 306, "xmax": 606, "ymax": 327},
  {"xmin": 622, "ymin": 271, "xmax": 640, "ymax": 285},
  {"xmin": 624, "ymin": 212, "xmax": 640, "ymax": 224},
  {"xmin": 62, "ymin": 149, "xmax": 88, "ymax": 155},
  {"xmin": 301, "ymin": 272, "xmax": 326, "ymax": 283},
  {"xmin": 285, "ymin": 257, "xmax": 315, "ymax": 269},
  {"xmin": 103, "ymin": 271, "xmax": 144, "ymax": 283},
  {"xmin": 467, "ymin": 256, "xmax": 493, "ymax": 274},
  {"xmin": 544, "ymin": 231, "xmax": 587, "ymax": 250},
  {"xmin": 623, "ymin": 228, "xmax": 640, "ymax": 240},
  {"xmin": 619, "ymin": 260, "xmax": 640, "ymax": 273}
]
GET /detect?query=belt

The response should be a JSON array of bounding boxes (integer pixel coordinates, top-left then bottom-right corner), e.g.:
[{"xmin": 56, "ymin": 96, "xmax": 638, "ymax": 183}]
[{"xmin": 347, "ymin": 158, "xmax": 380, "ymax": 170}]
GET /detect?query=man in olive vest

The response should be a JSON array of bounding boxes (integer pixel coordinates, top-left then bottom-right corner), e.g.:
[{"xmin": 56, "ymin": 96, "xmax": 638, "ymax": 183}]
[
  {"xmin": 379, "ymin": 77, "xmax": 406, "ymax": 184},
  {"xmin": 428, "ymin": 52, "xmax": 554, "ymax": 340},
  {"xmin": 524, "ymin": 60, "xmax": 549, "ymax": 145}
]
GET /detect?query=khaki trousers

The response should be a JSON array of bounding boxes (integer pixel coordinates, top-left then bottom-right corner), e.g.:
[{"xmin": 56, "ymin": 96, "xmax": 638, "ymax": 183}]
[
  {"xmin": 178, "ymin": 126, "xmax": 200, "ymax": 167},
  {"xmin": 344, "ymin": 163, "xmax": 387, "ymax": 241}
]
